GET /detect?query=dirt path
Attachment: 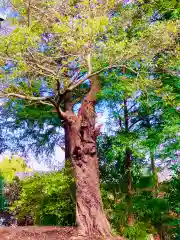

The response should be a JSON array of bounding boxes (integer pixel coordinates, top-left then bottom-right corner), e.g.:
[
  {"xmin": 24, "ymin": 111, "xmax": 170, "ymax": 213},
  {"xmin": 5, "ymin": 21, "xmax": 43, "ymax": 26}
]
[
  {"xmin": 0, "ymin": 226, "xmax": 125, "ymax": 240},
  {"xmin": 0, "ymin": 226, "xmax": 76, "ymax": 240}
]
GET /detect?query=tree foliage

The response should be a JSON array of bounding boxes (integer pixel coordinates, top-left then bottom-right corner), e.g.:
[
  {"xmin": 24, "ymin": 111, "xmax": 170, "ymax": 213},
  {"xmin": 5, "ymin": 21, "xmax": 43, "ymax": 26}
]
[
  {"xmin": 0, "ymin": 155, "xmax": 32, "ymax": 182},
  {"xmin": 11, "ymin": 162, "xmax": 75, "ymax": 226}
]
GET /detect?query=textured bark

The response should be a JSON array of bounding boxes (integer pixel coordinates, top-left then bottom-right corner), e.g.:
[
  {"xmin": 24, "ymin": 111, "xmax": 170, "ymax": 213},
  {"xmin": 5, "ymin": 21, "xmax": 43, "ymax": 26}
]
[
  {"xmin": 64, "ymin": 121, "xmax": 71, "ymax": 160},
  {"xmin": 63, "ymin": 77, "xmax": 112, "ymax": 238}
]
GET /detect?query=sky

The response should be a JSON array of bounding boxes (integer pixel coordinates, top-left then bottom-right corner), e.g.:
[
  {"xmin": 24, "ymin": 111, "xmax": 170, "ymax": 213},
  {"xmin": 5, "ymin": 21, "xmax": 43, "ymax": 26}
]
[
  {"xmin": 0, "ymin": 110, "xmax": 107, "ymax": 171},
  {"xmin": 0, "ymin": 0, "xmax": 10, "ymax": 9},
  {"xmin": 0, "ymin": 151, "xmax": 51, "ymax": 171},
  {"xmin": 0, "ymin": 147, "xmax": 65, "ymax": 171}
]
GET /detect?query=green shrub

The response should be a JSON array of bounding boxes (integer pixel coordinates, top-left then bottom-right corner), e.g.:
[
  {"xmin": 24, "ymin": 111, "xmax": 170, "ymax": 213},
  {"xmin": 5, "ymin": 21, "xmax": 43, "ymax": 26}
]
[{"xmin": 11, "ymin": 166, "xmax": 75, "ymax": 226}]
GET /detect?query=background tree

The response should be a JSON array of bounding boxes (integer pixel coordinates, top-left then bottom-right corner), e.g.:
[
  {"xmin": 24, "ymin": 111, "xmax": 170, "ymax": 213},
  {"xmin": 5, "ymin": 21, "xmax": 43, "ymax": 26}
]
[
  {"xmin": 0, "ymin": 155, "xmax": 32, "ymax": 182},
  {"xmin": 97, "ymin": 60, "xmax": 179, "ymax": 238},
  {"xmin": 0, "ymin": 175, "xmax": 8, "ymax": 212},
  {"xmin": 11, "ymin": 162, "xmax": 75, "ymax": 226}
]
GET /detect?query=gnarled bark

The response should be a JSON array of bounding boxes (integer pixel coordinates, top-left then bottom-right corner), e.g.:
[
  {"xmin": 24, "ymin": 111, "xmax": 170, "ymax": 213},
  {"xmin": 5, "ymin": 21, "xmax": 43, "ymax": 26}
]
[{"xmin": 63, "ymin": 77, "xmax": 112, "ymax": 238}]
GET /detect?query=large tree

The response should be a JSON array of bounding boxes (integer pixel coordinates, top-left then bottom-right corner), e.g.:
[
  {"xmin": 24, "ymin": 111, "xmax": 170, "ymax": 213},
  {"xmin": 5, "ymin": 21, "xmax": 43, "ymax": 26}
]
[{"xmin": 0, "ymin": 0, "xmax": 179, "ymax": 238}]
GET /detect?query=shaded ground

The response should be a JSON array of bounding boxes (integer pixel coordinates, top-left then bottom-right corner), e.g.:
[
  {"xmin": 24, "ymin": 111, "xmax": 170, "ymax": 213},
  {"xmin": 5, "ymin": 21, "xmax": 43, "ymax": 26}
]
[{"xmin": 0, "ymin": 226, "xmax": 125, "ymax": 240}]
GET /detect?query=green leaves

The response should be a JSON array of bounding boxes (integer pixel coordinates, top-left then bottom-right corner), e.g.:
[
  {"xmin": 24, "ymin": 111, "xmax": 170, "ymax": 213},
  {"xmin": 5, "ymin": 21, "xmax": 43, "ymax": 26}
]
[
  {"xmin": 0, "ymin": 156, "xmax": 32, "ymax": 182},
  {"xmin": 11, "ymin": 166, "xmax": 75, "ymax": 226},
  {"xmin": 0, "ymin": 175, "xmax": 8, "ymax": 211},
  {"xmin": 123, "ymin": 222, "xmax": 148, "ymax": 240}
]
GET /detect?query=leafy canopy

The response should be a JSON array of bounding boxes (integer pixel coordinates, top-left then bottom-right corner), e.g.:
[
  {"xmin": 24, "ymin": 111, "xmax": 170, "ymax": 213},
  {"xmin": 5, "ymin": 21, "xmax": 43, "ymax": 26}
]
[{"xmin": 0, "ymin": 0, "xmax": 179, "ymax": 103}]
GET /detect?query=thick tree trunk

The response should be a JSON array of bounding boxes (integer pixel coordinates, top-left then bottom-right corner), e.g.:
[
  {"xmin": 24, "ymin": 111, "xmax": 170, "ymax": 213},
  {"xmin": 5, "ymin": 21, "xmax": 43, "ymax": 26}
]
[
  {"xmin": 72, "ymin": 133, "xmax": 111, "ymax": 237},
  {"xmin": 63, "ymin": 77, "xmax": 112, "ymax": 238}
]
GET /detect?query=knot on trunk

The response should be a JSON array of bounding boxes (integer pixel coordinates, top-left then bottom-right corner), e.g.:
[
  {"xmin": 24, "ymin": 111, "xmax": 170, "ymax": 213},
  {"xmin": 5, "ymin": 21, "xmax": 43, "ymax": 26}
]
[
  {"xmin": 73, "ymin": 146, "xmax": 82, "ymax": 159},
  {"xmin": 83, "ymin": 144, "xmax": 96, "ymax": 156},
  {"xmin": 82, "ymin": 156, "xmax": 88, "ymax": 163},
  {"xmin": 90, "ymin": 146, "xmax": 96, "ymax": 155},
  {"xmin": 81, "ymin": 120, "xmax": 88, "ymax": 128}
]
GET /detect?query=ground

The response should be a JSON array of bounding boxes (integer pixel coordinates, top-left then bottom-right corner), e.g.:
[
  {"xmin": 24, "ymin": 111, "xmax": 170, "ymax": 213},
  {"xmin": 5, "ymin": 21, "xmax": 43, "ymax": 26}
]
[{"xmin": 0, "ymin": 227, "xmax": 125, "ymax": 240}]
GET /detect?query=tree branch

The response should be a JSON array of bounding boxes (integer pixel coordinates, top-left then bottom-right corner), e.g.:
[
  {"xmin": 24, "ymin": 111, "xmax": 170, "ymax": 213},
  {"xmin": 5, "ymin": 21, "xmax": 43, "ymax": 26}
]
[
  {"xmin": 87, "ymin": 53, "xmax": 92, "ymax": 74},
  {"xmin": 0, "ymin": 56, "xmax": 18, "ymax": 62},
  {"xmin": 0, "ymin": 92, "xmax": 50, "ymax": 101},
  {"xmin": 30, "ymin": 66, "xmax": 54, "ymax": 78},
  {"xmin": 128, "ymin": 102, "xmax": 138, "ymax": 112},
  {"xmin": 35, "ymin": 63, "xmax": 57, "ymax": 76},
  {"xmin": 0, "ymin": 92, "xmax": 67, "ymax": 119},
  {"xmin": 27, "ymin": 0, "xmax": 32, "ymax": 27},
  {"xmin": 67, "ymin": 64, "xmax": 138, "ymax": 92},
  {"xmin": 129, "ymin": 118, "xmax": 142, "ymax": 130},
  {"xmin": 48, "ymin": 99, "xmax": 67, "ymax": 119},
  {"xmin": 39, "ymin": 101, "xmax": 54, "ymax": 106},
  {"xmin": 27, "ymin": 49, "xmax": 57, "ymax": 76}
]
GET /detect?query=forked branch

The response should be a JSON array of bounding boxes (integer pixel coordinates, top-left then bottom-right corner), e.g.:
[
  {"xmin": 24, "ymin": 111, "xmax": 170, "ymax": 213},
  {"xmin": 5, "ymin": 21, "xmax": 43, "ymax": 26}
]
[{"xmin": 67, "ymin": 64, "xmax": 138, "ymax": 93}]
